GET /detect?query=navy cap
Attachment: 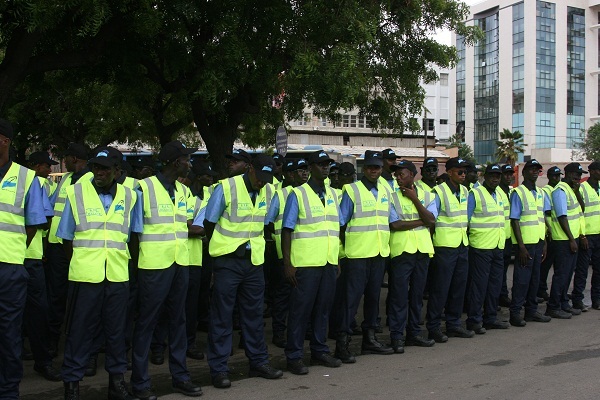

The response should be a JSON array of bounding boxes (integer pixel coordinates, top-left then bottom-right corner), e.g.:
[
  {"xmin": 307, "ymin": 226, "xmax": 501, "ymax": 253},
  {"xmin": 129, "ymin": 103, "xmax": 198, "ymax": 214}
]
[
  {"xmin": 546, "ymin": 166, "xmax": 562, "ymax": 176},
  {"xmin": 485, "ymin": 164, "xmax": 502, "ymax": 174},
  {"xmin": 363, "ymin": 150, "xmax": 383, "ymax": 167},
  {"xmin": 390, "ymin": 160, "xmax": 417, "ymax": 175},
  {"xmin": 28, "ymin": 151, "xmax": 59, "ymax": 166},
  {"xmin": 252, "ymin": 154, "xmax": 275, "ymax": 183},
  {"xmin": 225, "ymin": 149, "xmax": 251, "ymax": 164},
  {"xmin": 588, "ymin": 161, "xmax": 600, "ymax": 171},
  {"xmin": 330, "ymin": 162, "xmax": 340, "ymax": 171},
  {"xmin": 445, "ymin": 157, "xmax": 469, "ymax": 170},
  {"xmin": 422, "ymin": 157, "xmax": 438, "ymax": 167},
  {"xmin": 88, "ymin": 146, "xmax": 122, "ymax": 168},
  {"xmin": 308, "ymin": 150, "xmax": 333, "ymax": 165},
  {"xmin": 64, "ymin": 143, "xmax": 90, "ymax": 160},
  {"xmin": 296, "ymin": 159, "xmax": 308, "ymax": 170},
  {"xmin": 272, "ymin": 153, "xmax": 284, "ymax": 165},
  {"xmin": 564, "ymin": 162, "xmax": 588, "ymax": 174},
  {"xmin": 523, "ymin": 159, "xmax": 543, "ymax": 170},
  {"xmin": 501, "ymin": 164, "xmax": 514, "ymax": 173},
  {"xmin": 465, "ymin": 161, "xmax": 478, "ymax": 172},
  {"xmin": 338, "ymin": 162, "xmax": 356, "ymax": 176},
  {"xmin": 192, "ymin": 161, "xmax": 218, "ymax": 177},
  {"xmin": 158, "ymin": 141, "xmax": 197, "ymax": 164},
  {"xmin": 0, "ymin": 119, "xmax": 14, "ymax": 140},
  {"xmin": 283, "ymin": 159, "xmax": 297, "ymax": 172},
  {"xmin": 381, "ymin": 148, "xmax": 397, "ymax": 160}
]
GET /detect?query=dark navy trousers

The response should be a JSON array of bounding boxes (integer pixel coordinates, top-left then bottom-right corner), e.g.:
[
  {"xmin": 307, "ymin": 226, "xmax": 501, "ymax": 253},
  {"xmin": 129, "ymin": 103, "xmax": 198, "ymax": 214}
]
[
  {"xmin": 335, "ymin": 256, "xmax": 386, "ymax": 334},
  {"xmin": 131, "ymin": 264, "xmax": 190, "ymax": 391},
  {"xmin": 285, "ymin": 265, "xmax": 336, "ymax": 360},
  {"xmin": 0, "ymin": 263, "xmax": 28, "ymax": 400},
  {"xmin": 45, "ymin": 243, "xmax": 70, "ymax": 343},
  {"xmin": 510, "ymin": 240, "xmax": 544, "ymax": 316},
  {"xmin": 61, "ymin": 280, "xmax": 129, "ymax": 382},
  {"xmin": 500, "ymin": 239, "xmax": 512, "ymax": 298},
  {"xmin": 186, "ymin": 266, "xmax": 202, "ymax": 349},
  {"xmin": 538, "ymin": 239, "xmax": 556, "ymax": 294},
  {"xmin": 388, "ymin": 252, "xmax": 429, "ymax": 340},
  {"xmin": 23, "ymin": 259, "xmax": 52, "ymax": 368},
  {"xmin": 271, "ymin": 259, "xmax": 291, "ymax": 335},
  {"xmin": 426, "ymin": 245, "xmax": 469, "ymax": 332},
  {"xmin": 572, "ymin": 234, "xmax": 600, "ymax": 303},
  {"xmin": 548, "ymin": 239, "xmax": 579, "ymax": 311},
  {"xmin": 125, "ymin": 259, "xmax": 138, "ymax": 351},
  {"xmin": 207, "ymin": 256, "xmax": 268, "ymax": 375},
  {"xmin": 466, "ymin": 247, "xmax": 503, "ymax": 325}
]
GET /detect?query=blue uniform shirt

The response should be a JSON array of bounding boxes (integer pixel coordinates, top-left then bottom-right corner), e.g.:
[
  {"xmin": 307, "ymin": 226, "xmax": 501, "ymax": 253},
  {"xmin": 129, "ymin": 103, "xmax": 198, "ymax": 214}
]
[
  {"xmin": 205, "ymin": 183, "xmax": 226, "ymax": 224},
  {"xmin": 265, "ymin": 193, "xmax": 280, "ymax": 225},
  {"xmin": 551, "ymin": 187, "xmax": 568, "ymax": 218},
  {"xmin": 191, "ymin": 205, "xmax": 207, "ymax": 228},
  {"xmin": 41, "ymin": 185, "xmax": 54, "ymax": 218},
  {"xmin": 389, "ymin": 189, "xmax": 438, "ymax": 223},
  {"xmin": 509, "ymin": 187, "xmax": 551, "ymax": 219}
]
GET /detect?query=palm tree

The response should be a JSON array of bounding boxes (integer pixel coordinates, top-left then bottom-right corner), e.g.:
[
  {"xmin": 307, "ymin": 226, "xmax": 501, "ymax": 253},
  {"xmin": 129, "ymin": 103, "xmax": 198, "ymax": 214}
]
[{"xmin": 495, "ymin": 129, "xmax": 526, "ymax": 167}]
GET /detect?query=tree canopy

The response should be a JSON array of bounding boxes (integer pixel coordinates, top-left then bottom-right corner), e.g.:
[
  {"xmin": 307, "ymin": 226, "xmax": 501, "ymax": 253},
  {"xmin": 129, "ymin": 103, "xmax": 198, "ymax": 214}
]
[
  {"xmin": 0, "ymin": 0, "xmax": 480, "ymax": 172},
  {"xmin": 577, "ymin": 123, "xmax": 600, "ymax": 161}
]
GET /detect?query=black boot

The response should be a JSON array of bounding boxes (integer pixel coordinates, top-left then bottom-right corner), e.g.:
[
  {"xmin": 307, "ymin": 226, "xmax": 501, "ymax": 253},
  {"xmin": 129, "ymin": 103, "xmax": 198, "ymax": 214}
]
[
  {"xmin": 334, "ymin": 333, "xmax": 356, "ymax": 363},
  {"xmin": 108, "ymin": 374, "xmax": 134, "ymax": 400},
  {"xmin": 84, "ymin": 355, "xmax": 97, "ymax": 376},
  {"xmin": 361, "ymin": 329, "xmax": 393, "ymax": 355},
  {"xmin": 64, "ymin": 381, "xmax": 79, "ymax": 400}
]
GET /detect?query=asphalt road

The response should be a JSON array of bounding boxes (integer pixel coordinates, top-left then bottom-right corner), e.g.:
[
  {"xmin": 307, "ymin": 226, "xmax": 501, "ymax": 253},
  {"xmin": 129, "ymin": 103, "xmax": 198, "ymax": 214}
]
[{"xmin": 20, "ymin": 266, "xmax": 600, "ymax": 400}]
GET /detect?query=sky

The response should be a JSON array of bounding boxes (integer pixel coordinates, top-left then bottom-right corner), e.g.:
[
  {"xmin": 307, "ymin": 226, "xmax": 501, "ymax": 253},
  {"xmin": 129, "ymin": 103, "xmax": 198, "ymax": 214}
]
[{"xmin": 433, "ymin": 0, "xmax": 483, "ymax": 45}]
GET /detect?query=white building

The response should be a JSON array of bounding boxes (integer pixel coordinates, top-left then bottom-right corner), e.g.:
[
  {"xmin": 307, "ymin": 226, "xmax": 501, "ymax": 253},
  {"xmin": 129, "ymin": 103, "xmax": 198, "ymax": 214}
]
[{"xmin": 451, "ymin": 0, "xmax": 600, "ymax": 164}]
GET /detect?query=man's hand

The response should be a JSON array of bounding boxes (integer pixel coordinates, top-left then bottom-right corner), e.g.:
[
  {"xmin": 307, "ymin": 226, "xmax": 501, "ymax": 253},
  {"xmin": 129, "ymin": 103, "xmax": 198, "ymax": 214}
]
[
  {"xmin": 400, "ymin": 186, "xmax": 418, "ymax": 202},
  {"xmin": 284, "ymin": 263, "xmax": 297, "ymax": 287},
  {"xmin": 518, "ymin": 244, "xmax": 532, "ymax": 266},
  {"xmin": 569, "ymin": 238, "xmax": 578, "ymax": 254},
  {"xmin": 580, "ymin": 236, "xmax": 589, "ymax": 251}
]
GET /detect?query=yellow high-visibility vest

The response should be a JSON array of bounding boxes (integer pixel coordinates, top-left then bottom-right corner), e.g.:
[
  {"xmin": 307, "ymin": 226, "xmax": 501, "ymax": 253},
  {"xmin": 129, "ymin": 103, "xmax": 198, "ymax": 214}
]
[
  {"xmin": 511, "ymin": 185, "xmax": 546, "ymax": 244},
  {"xmin": 188, "ymin": 194, "xmax": 208, "ymax": 266},
  {"xmin": 48, "ymin": 171, "xmax": 93, "ymax": 243},
  {"xmin": 273, "ymin": 186, "xmax": 293, "ymax": 259},
  {"xmin": 580, "ymin": 181, "xmax": 600, "ymax": 235},
  {"xmin": 468, "ymin": 186, "xmax": 506, "ymax": 250},
  {"xmin": 432, "ymin": 182, "xmax": 468, "ymax": 247},
  {"xmin": 25, "ymin": 176, "xmax": 49, "ymax": 260},
  {"xmin": 550, "ymin": 181, "xmax": 584, "ymax": 240},
  {"xmin": 389, "ymin": 187, "xmax": 434, "ymax": 258}
]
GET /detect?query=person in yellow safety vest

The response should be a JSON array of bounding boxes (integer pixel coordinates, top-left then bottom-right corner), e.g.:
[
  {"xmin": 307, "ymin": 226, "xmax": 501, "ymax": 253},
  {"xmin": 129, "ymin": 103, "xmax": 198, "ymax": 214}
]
[
  {"xmin": 545, "ymin": 162, "xmax": 587, "ymax": 320},
  {"xmin": 379, "ymin": 148, "xmax": 399, "ymax": 193},
  {"xmin": 329, "ymin": 162, "xmax": 340, "ymax": 189},
  {"xmin": 57, "ymin": 146, "xmax": 141, "ymax": 400},
  {"xmin": 23, "ymin": 151, "xmax": 62, "ymax": 382},
  {"xmin": 498, "ymin": 164, "xmax": 516, "ymax": 308},
  {"xmin": 203, "ymin": 154, "xmax": 283, "ymax": 389},
  {"xmin": 425, "ymin": 157, "xmax": 473, "ymax": 343},
  {"xmin": 387, "ymin": 160, "xmax": 437, "ymax": 354},
  {"xmin": 131, "ymin": 140, "xmax": 202, "ymax": 399},
  {"xmin": 0, "ymin": 119, "xmax": 49, "ymax": 400},
  {"xmin": 265, "ymin": 158, "xmax": 309, "ymax": 349},
  {"xmin": 465, "ymin": 164, "xmax": 511, "ymax": 334},
  {"xmin": 573, "ymin": 161, "xmax": 600, "ymax": 311},
  {"xmin": 414, "ymin": 157, "xmax": 439, "ymax": 193},
  {"xmin": 508, "ymin": 159, "xmax": 552, "ymax": 327},
  {"xmin": 272, "ymin": 153, "xmax": 285, "ymax": 190},
  {"xmin": 464, "ymin": 161, "xmax": 480, "ymax": 190},
  {"xmin": 226, "ymin": 148, "xmax": 251, "ymax": 177},
  {"xmin": 334, "ymin": 150, "xmax": 394, "ymax": 357},
  {"xmin": 46, "ymin": 142, "xmax": 93, "ymax": 357},
  {"xmin": 281, "ymin": 150, "xmax": 342, "ymax": 375},
  {"xmin": 537, "ymin": 166, "xmax": 563, "ymax": 302},
  {"xmin": 131, "ymin": 157, "xmax": 155, "ymax": 180}
]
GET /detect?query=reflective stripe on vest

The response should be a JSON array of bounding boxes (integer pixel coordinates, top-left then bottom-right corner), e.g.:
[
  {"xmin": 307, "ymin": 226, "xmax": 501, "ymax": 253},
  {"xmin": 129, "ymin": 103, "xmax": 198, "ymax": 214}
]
[
  {"xmin": 550, "ymin": 181, "xmax": 584, "ymax": 240},
  {"xmin": 290, "ymin": 184, "xmax": 340, "ymax": 266},
  {"xmin": 48, "ymin": 171, "xmax": 94, "ymax": 243},
  {"xmin": 389, "ymin": 188, "xmax": 434, "ymax": 258},
  {"xmin": 343, "ymin": 181, "xmax": 390, "ymax": 258},
  {"xmin": 580, "ymin": 181, "xmax": 600, "ymax": 235},
  {"xmin": 208, "ymin": 175, "xmax": 267, "ymax": 265},
  {"xmin": 188, "ymin": 195, "xmax": 206, "ymax": 266},
  {"xmin": 468, "ymin": 186, "xmax": 506, "ymax": 250},
  {"xmin": 0, "ymin": 163, "xmax": 36, "ymax": 264},
  {"xmin": 25, "ymin": 177, "xmax": 48, "ymax": 260},
  {"xmin": 273, "ymin": 186, "xmax": 292, "ymax": 259},
  {"xmin": 511, "ymin": 185, "xmax": 545, "ymax": 244},
  {"xmin": 432, "ymin": 182, "xmax": 468, "ymax": 247},
  {"xmin": 138, "ymin": 176, "xmax": 190, "ymax": 269}
]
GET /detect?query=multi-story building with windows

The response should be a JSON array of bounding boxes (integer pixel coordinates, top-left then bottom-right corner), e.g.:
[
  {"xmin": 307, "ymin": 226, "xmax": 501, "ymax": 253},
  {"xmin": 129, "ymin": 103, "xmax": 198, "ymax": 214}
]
[{"xmin": 451, "ymin": 0, "xmax": 599, "ymax": 164}]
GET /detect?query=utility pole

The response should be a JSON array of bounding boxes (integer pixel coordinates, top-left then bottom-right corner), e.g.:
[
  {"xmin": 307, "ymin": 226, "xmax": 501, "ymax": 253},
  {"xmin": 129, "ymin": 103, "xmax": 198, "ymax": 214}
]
[{"xmin": 423, "ymin": 109, "xmax": 428, "ymax": 159}]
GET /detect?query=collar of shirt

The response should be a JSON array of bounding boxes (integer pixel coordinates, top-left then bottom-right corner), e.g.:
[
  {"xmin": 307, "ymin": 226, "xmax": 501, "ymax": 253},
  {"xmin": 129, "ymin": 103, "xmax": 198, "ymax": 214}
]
[
  {"xmin": 71, "ymin": 167, "xmax": 90, "ymax": 184},
  {"xmin": 155, "ymin": 171, "xmax": 176, "ymax": 193},
  {"xmin": 242, "ymin": 173, "xmax": 256, "ymax": 197},
  {"xmin": 360, "ymin": 176, "xmax": 378, "ymax": 192},
  {"xmin": 92, "ymin": 179, "xmax": 117, "ymax": 197},
  {"xmin": 446, "ymin": 181, "xmax": 460, "ymax": 196},
  {"xmin": 482, "ymin": 182, "xmax": 497, "ymax": 195},
  {"xmin": 499, "ymin": 183, "xmax": 510, "ymax": 195},
  {"xmin": 306, "ymin": 177, "xmax": 326, "ymax": 197},
  {"xmin": 115, "ymin": 173, "xmax": 126, "ymax": 185},
  {"xmin": 0, "ymin": 160, "xmax": 12, "ymax": 181},
  {"xmin": 522, "ymin": 180, "xmax": 537, "ymax": 192},
  {"xmin": 381, "ymin": 171, "xmax": 393, "ymax": 182}
]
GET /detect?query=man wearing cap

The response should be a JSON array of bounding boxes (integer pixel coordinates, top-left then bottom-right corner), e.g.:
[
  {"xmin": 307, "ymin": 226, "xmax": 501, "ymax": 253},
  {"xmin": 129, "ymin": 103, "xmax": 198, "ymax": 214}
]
[
  {"xmin": 545, "ymin": 162, "xmax": 586, "ymax": 319},
  {"xmin": 379, "ymin": 148, "xmax": 398, "ymax": 193},
  {"xmin": 226, "ymin": 149, "xmax": 252, "ymax": 177},
  {"xmin": 464, "ymin": 161, "xmax": 480, "ymax": 190},
  {"xmin": 131, "ymin": 140, "xmax": 202, "ymax": 399},
  {"xmin": 573, "ymin": 161, "xmax": 600, "ymax": 311},
  {"xmin": 498, "ymin": 164, "xmax": 515, "ymax": 308},
  {"xmin": 57, "ymin": 146, "xmax": 141, "ymax": 400},
  {"xmin": 537, "ymin": 166, "xmax": 563, "ymax": 302},
  {"xmin": 0, "ymin": 119, "xmax": 48, "ymax": 399},
  {"xmin": 281, "ymin": 150, "xmax": 342, "ymax": 374},
  {"xmin": 335, "ymin": 150, "xmax": 393, "ymax": 356},
  {"xmin": 265, "ymin": 159, "xmax": 309, "ymax": 349},
  {"xmin": 508, "ymin": 159, "xmax": 552, "ymax": 327},
  {"xmin": 46, "ymin": 142, "xmax": 93, "ymax": 356},
  {"xmin": 132, "ymin": 158, "xmax": 155, "ymax": 180},
  {"xmin": 336, "ymin": 162, "xmax": 356, "ymax": 189},
  {"xmin": 22, "ymin": 151, "xmax": 62, "ymax": 382},
  {"xmin": 190, "ymin": 161, "xmax": 218, "ymax": 200},
  {"xmin": 387, "ymin": 160, "xmax": 437, "ymax": 353},
  {"xmin": 415, "ymin": 157, "xmax": 439, "ymax": 193},
  {"xmin": 272, "ymin": 153, "xmax": 284, "ymax": 189},
  {"xmin": 328, "ymin": 162, "xmax": 340, "ymax": 189},
  {"xmin": 465, "ymin": 164, "xmax": 510, "ymax": 333},
  {"xmin": 426, "ymin": 157, "xmax": 473, "ymax": 342},
  {"xmin": 204, "ymin": 154, "xmax": 283, "ymax": 389}
]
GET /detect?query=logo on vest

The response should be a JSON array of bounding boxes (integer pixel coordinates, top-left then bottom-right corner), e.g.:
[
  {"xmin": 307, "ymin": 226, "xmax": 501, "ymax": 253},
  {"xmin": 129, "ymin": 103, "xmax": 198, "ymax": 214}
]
[
  {"xmin": 85, "ymin": 208, "xmax": 104, "ymax": 217},
  {"xmin": 363, "ymin": 199, "xmax": 376, "ymax": 208},
  {"xmin": 114, "ymin": 200, "xmax": 125, "ymax": 213},
  {"xmin": 381, "ymin": 195, "xmax": 388, "ymax": 204},
  {"xmin": 258, "ymin": 198, "xmax": 267, "ymax": 208},
  {"xmin": 238, "ymin": 202, "xmax": 251, "ymax": 211},
  {"xmin": 2, "ymin": 176, "xmax": 17, "ymax": 190},
  {"xmin": 158, "ymin": 204, "xmax": 172, "ymax": 213},
  {"xmin": 326, "ymin": 198, "xmax": 334, "ymax": 206},
  {"xmin": 178, "ymin": 196, "xmax": 186, "ymax": 209}
]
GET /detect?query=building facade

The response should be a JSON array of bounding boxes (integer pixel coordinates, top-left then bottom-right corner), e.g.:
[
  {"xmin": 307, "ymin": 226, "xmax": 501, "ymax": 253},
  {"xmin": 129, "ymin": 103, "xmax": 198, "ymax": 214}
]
[{"xmin": 451, "ymin": 0, "xmax": 600, "ymax": 164}]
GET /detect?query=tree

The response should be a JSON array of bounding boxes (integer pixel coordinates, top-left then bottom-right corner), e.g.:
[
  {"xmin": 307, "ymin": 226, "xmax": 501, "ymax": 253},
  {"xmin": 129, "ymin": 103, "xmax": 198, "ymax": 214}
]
[
  {"xmin": 495, "ymin": 129, "xmax": 526, "ymax": 167},
  {"xmin": 577, "ymin": 123, "xmax": 600, "ymax": 161},
  {"xmin": 446, "ymin": 133, "xmax": 476, "ymax": 164}
]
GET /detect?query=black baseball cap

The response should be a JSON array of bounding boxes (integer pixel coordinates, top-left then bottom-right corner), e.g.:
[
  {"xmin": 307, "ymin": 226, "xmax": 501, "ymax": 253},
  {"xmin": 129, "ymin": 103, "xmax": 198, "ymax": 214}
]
[
  {"xmin": 501, "ymin": 164, "xmax": 514, "ymax": 173},
  {"xmin": 564, "ymin": 162, "xmax": 588, "ymax": 174},
  {"xmin": 192, "ymin": 161, "xmax": 218, "ymax": 177},
  {"xmin": 296, "ymin": 159, "xmax": 308, "ymax": 170},
  {"xmin": 422, "ymin": 157, "xmax": 438, "ymax": 168},
  {"xmin": 308, "ymin": 150, "xmax": 333, "ymax": 165},
  {"xmin": 445, "ymin": 157, "xmax": 469, "ymax": 170},
  {"xmin": 465, "ymin": 161, "xmax": 478, "ymax": 173},
  {"xmin": 390, "ymin": 160, "xmax": 417, "ymax": 175},
  {"xmin": 29, "ymin": 151, "xmax": 59, "ymax": 166},
  {"xmin": 330, "ymin": 161, "xmax": 340, "ymax": 171},
  {"xmin": 485, "ymin": 164, "xmax": 502, "ymax": 174},
  {"xmin": 88, "ymin": 147, "xmax": 122, "ymax": 168},
  {"xmin": 121, "ymin": 159, "xmax": 133, "ymax": 174},
  {"xmin": 523, "ymin": 159, "xmax": 543, "ymax": 171},
  {"xmin": 158, "ymin": 141, "xmax": 197, "ymax": 164},
  {"xmin": 272, "ymin": 153, "xmax": 284, "ymax": 165},
  {"xmin": 546, "ymin": 166, "xmax": 562, "ymax": 176},
  {"xmin": 225, "ymin": 149, "xmax": 251, "ymax": 164},
  {"xmin": 0, "ymin": 119, "xmax": 14, "ymax": 140},
  {"xmin": 382, "ymin": 149, "xmax": 397, "ymax": 160},
  {"xmin": 252, "ymin": 154, "xmax": 275, "ymax": 183},
  {"xmin": 283, "ymin": 159, "xmax": 297, "ymax": 172},
  {"xmin": 363, "ymin": 150, "xmax": 383, "ymax": 167},
  {"xmin": 588, "ymin": 161, "xmax": 600, "ymax": 171},
  {"xmin": 133, "ymin": 157, "xmax": 155, "ymax": 170},
  {"xmin": 338, "ymin": 162, "xmax": 356, "ymax": 176},
  {"xmin": 64, "ymin": 143, "xmax": 90, "ymax": 160}
]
